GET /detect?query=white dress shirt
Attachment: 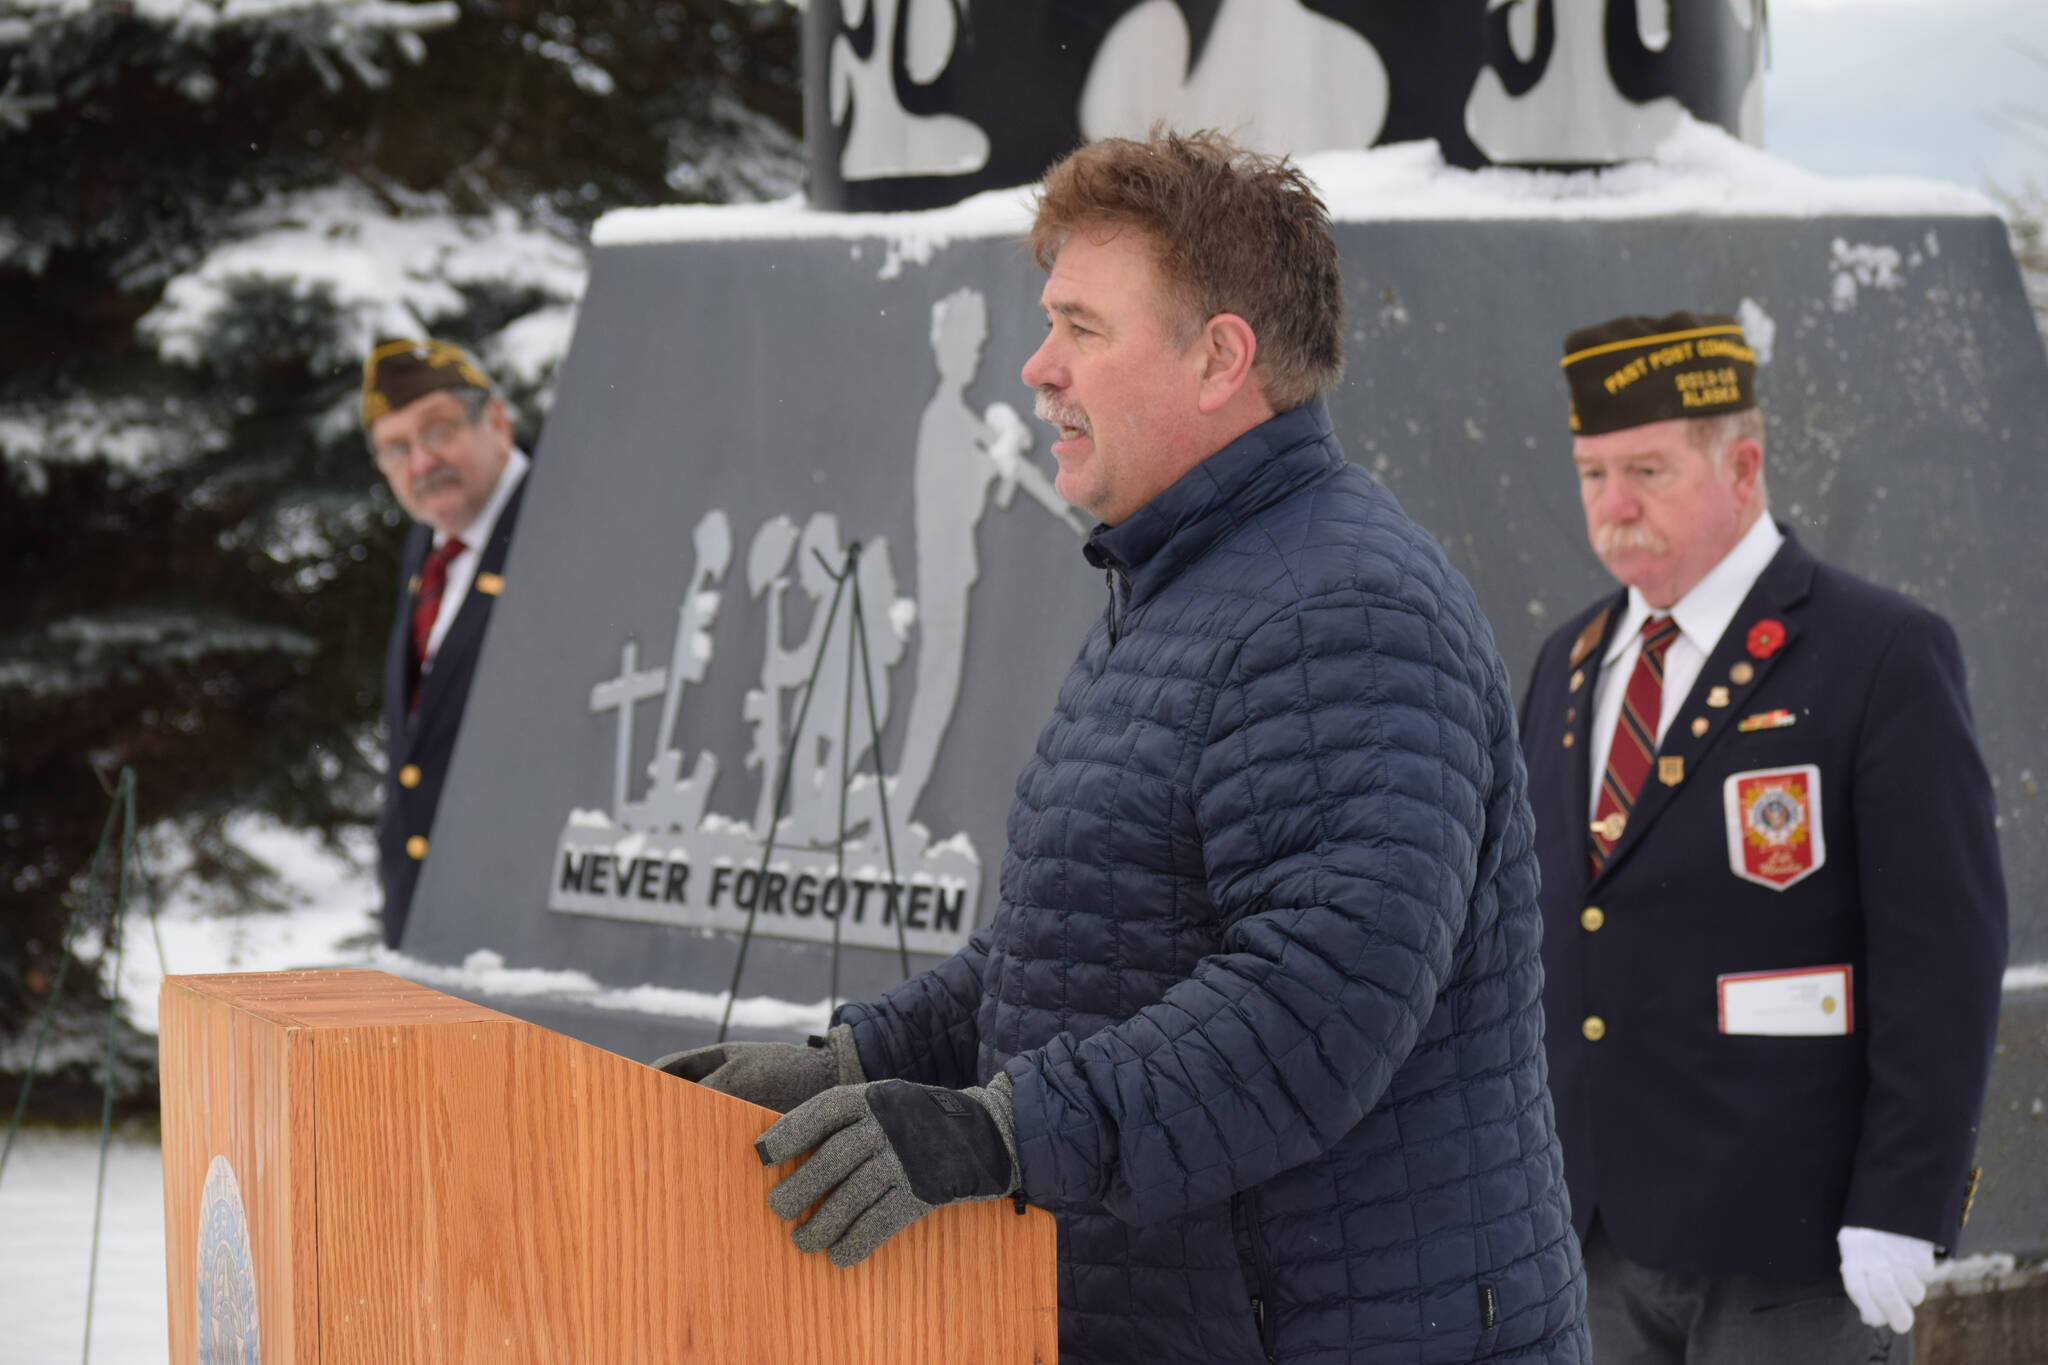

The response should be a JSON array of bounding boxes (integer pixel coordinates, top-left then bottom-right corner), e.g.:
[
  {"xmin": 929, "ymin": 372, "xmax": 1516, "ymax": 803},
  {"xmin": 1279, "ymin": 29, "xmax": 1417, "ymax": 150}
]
[
  {"xmin": 424, "ymin": 447, "xmax": 529, "ymax": 666},
  {"xmin": 1586, "ymin": 514, "xmax": 1784, "ymax": 818}
]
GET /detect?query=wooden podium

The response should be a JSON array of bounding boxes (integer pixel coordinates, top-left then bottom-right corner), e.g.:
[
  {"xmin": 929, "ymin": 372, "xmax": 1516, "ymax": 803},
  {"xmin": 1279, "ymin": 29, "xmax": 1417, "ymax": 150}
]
[{"xmin": 159, "ymin": 970, "xmax": 1058, "ymax": 1363}]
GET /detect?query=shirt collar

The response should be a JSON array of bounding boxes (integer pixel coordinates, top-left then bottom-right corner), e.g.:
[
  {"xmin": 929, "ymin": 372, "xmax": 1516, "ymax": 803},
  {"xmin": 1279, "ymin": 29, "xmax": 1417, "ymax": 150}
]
[
  {"xmin": 434, "ymin": 446, "xmax": 529, "ymax": 552},
  {"xmin": 1604, "ymin": 513, "xmax": 1785, "ymax": 662}
]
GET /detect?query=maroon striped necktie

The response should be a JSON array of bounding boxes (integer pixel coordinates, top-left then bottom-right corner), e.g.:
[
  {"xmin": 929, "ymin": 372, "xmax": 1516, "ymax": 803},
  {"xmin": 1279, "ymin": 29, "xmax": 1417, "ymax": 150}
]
[
  {"xmin": 1589, "ymin": 615, "xmax": 1680, "ymax": 875},
  {"xmin": 408, "ymin": 536, "xmax": 465, "ymax": 712}
]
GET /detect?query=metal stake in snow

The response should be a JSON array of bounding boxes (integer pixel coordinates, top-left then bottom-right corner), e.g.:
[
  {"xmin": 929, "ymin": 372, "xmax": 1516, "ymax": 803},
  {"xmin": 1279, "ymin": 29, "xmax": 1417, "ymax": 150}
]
[{"xmin": 0, "ymin": 763, "xmax": 161, "ymax": 1365}]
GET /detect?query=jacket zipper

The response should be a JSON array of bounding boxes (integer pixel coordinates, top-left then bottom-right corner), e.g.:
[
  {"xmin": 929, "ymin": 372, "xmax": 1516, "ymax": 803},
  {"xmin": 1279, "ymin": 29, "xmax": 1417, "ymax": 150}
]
[
  {"xmin": 1104, "ymin": 565, "xmax": 1133, "ymax": 648},
  {"xmin": 1232, "ymin": 1193, "xmax": 1279, "ymax": 1364}
]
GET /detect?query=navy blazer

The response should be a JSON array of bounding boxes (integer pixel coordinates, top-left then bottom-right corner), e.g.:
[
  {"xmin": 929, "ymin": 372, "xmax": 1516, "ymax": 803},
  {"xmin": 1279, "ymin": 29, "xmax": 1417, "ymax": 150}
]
[
  {"xmin": 1519, "ymin": 529, "xmax": 2007, "ymax": 1280},
  {"xmin": 377, "ymin": 476, "xmax": 527, "ymax": 948}
]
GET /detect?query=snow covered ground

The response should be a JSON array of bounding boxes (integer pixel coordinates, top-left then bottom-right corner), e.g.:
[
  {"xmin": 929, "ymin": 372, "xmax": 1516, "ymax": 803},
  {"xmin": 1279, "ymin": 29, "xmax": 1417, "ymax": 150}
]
[
  {"xmin": 110, "ymin": 815, "xmax": 388, "ymax": 1034},
  {"xmin": 0, "ymin": 1127, "xmax": 169, "ymax": 1365},
  {"xmin": 1, "ymin": 819, "xmax": 379, "ymax": 1365}
]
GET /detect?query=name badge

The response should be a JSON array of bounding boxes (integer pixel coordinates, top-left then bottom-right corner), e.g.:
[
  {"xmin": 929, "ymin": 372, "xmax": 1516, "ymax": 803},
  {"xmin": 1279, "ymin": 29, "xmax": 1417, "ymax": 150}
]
[{"xmin": 1718, "ymin": 964, "xmax": 1853, "ymax": 1036}]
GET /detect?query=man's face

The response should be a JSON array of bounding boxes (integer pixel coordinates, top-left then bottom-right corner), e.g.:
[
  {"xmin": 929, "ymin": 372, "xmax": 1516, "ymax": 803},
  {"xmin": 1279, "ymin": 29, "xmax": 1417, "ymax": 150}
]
[
  {"xmin": 1020, "ymin": 225, "xmax": 1205, "ymax": 526},
  {"xmin": 369, "ymin": 390, "xmax": 513, "ymax": 538},
  {"xmin": 1573, "ymin": 417, "xmax": 1754, "ymax": 608}
]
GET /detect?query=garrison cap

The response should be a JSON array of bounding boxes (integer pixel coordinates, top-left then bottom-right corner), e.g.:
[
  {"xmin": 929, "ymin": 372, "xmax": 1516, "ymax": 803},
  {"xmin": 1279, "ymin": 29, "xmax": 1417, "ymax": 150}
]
[
  {"xmin": 1560, "ymin": 311, "xmax": 1757, "ymax": 435},
  {"xmin": 361, "ymin": 337, "xmax": 494, "ymax": 427}
]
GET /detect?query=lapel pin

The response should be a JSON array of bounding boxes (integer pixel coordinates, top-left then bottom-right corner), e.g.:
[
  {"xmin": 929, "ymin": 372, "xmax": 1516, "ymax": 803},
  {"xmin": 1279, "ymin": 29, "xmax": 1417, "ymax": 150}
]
[
  {"xmin": 1707, "ymin": 686, "xmax": 1731, "ymax": 708},
  {"xmin": 1658, "ymin": 756, "xmax": 1684, "ymax": 786},
  {"xmin": 476, "ymin": 572, "xmax": 505, "ymax": 596},
  {"xmin": 1563, "ymin": 733, "xmax": 1576, "ymax": 748},
  {"xmin": 407, "ymin": 574, "xmax": 422, "ymax": 596},
  {"xmin": 1569, "ymin": 669, "xmax": 1585, "ymax": 693},
  {"xmin": 1570, "ymin": 609, "xmax": 1609, "ymax": 668},
  {"xmin": 1691, "ymin": 716, "xmax": 1710, "ymax": 737},
  {"xmin": 1730, "ymin": 661, "xmax": 1755, "ymax": 685},
  {"xmin": 1745, "ymin": 620, "xmax": 1785, "ymax": 660},
  {"xmin": 1737, "ymin": 709, "xmax": 1798, "ymax": 732}
]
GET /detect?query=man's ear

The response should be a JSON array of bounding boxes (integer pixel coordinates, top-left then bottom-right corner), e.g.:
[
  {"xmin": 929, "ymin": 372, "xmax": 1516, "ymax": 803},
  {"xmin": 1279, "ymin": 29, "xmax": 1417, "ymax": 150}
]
[
  {"xmin": 1727, "ymin": 437, "xmax": 1763, "ymax": 506},
  {"xmin": 1195, "ymin": 313, "xmax": 1259, "ymax": 415},
  {"xmin": 486, "ymin": 394, "xmax": 515, "ymax": 442}
]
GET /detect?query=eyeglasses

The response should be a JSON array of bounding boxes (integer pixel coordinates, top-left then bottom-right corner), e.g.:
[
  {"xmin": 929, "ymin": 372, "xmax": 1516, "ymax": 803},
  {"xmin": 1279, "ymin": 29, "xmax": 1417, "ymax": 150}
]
[{"xmin": 371, "ymin": 409, "xmax": 480, "ymax": 468}]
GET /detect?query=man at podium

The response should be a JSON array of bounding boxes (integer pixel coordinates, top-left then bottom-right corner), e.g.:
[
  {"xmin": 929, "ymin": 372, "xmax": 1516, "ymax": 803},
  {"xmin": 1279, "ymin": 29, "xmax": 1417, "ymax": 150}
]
[{"xmin": 663, "ymin": 131, "xmax": 1590, "ymax": 1365}]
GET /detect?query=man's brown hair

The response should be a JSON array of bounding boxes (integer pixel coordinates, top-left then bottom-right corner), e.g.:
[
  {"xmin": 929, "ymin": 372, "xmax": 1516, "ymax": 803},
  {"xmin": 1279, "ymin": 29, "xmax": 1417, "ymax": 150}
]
[{"xmin": 1029, "ymin": 129, "xmax": 1344, "ymax": 413}]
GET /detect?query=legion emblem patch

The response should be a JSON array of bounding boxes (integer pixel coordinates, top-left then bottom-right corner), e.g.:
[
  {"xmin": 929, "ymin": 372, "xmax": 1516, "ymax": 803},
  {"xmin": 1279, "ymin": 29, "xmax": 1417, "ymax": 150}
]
[{"xmin": 1723, "ymin": 764, "xmax": 1826, "ymax": 889}]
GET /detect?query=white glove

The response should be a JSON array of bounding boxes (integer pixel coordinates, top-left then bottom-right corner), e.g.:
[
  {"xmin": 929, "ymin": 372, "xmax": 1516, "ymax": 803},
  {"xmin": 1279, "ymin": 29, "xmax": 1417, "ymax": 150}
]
[{"xmin": 1837, "ymin": 1225, "xmax": 1935, "ymax": 1333}]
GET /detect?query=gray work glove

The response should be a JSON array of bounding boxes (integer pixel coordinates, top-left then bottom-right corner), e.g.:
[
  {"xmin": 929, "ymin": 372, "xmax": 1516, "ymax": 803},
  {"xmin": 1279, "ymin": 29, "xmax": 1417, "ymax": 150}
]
[
  {"xmin": 755, "ymin": 1072, "xmax": 1021, "ymax": 1267},
  {"xmin": 651, "ymin": 1024, "xmax": 865, "ymax": 1113}
]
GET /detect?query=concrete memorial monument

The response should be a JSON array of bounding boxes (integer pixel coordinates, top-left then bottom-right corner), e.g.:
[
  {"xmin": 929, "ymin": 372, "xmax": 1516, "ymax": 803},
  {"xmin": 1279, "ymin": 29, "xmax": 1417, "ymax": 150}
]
[
  {"xmin": 802, "ymin": 0, "xmax": 1768, "ymax": 208},
  {"xmin": 395, "ymin": 5, "xmax": 2048, "ymax": 1266}
]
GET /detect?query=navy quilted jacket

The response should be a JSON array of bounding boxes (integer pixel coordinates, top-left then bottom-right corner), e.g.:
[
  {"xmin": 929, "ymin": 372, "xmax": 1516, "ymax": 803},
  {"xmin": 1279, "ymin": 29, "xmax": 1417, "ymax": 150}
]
[{"xmin": 840, "ymin": 402, "xmax": 1588, "ymax": 1364}]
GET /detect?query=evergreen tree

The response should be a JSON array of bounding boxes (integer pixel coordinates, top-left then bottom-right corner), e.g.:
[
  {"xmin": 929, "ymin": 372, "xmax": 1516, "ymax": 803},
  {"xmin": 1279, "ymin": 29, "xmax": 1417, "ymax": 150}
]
[
  {"xmin": 1991, "ymin": 52, "xmax": 2048, "ymax": 344},
  {"xmin": 0, "ymin": 0, "xmax": 802, "ymax": 1113},
  {"xmin": 2008, "ymin": 191, "xmax": 2048, "ymax": 342}
]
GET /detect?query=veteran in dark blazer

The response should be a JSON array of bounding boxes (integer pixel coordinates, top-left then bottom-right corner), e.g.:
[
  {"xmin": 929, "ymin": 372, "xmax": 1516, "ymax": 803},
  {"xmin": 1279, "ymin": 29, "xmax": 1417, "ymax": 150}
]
[
  {"xmin": 1519, "ymin": 312, "xmax": 2006, "ymax": 1364},
  {"xmin": 363, "ymin": 338, "xmax": 530, "ymax": 948}
]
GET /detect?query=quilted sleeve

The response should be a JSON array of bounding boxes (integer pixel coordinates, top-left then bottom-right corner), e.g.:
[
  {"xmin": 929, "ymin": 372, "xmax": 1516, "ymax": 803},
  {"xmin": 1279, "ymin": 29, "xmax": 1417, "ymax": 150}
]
[
  {"xmin": 1008, "ymin": 595, "xmax": 1491, "ymax": 1223},
  {"xmin": 833, "ymin": 931, "xmax": 992, "ymax": 1089}
]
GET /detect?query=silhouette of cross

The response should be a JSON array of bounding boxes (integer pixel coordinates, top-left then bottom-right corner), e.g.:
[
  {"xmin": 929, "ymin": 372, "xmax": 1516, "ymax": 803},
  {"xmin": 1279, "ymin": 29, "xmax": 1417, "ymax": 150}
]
[{"xmin": 590, "ymin": 638, "xmax": 667, "ymax": 821}]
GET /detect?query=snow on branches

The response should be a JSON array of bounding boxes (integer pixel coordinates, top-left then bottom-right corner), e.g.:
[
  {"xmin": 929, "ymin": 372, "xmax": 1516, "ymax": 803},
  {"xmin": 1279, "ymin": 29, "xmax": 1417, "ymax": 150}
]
[
  {"xmin": 141, "ymin": 181, "xmax": 587, "ymax": 399},
  {"xmin": 0, "ymin": 0, "xmax": 457, "ymax": 130}
]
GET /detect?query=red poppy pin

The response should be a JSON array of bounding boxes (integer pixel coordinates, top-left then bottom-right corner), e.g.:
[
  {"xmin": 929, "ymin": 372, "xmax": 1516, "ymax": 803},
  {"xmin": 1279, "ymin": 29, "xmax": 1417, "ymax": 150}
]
[{"xmin": 1746, "ymin": 618, "xmax": 1786, "ymax": 659}]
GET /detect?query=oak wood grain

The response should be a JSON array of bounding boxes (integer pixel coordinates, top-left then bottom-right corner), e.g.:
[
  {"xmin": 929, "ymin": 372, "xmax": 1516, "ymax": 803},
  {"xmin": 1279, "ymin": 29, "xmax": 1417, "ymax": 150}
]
[
  {"xmin": 161, "ymin": 972, "xmax": 316, "ymax": 1363},
  {"xmin": 160, "ymin": 969, "xmax": 1058, "ymax": 1364}
]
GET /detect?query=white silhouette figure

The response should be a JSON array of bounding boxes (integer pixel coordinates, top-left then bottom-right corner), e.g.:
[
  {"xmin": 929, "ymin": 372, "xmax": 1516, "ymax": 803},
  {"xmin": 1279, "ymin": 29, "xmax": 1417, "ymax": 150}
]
[
  {"xmin": 1465, "ymin": 0, "xmax": 1688, "ymax": 164},
  {"xmin": 743, "ymin": 512, "xmax": 909, "ymax": 847},
  {"xmin": 1080, "ymin": 0, "xmax": 1390, "ymax": 156},
  {"xmin": 893, "ymin": 288, "xmax": 1084, "ymax": 826},
  {"xmin": 625, "ymin": 510, "xmax": 733, "ymax": 832},
  {"xmin": 830, "ymin": 0, "xmax": 989, "ymax": 181},
  {"xmin": 741, "ymin": 515, "xmax": 803, "ymax": 839}
]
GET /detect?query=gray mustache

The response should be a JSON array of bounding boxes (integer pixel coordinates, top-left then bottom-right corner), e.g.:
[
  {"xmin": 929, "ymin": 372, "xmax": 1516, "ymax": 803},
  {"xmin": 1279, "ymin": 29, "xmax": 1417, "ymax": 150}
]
[
  {"xmin": 410, "ymin": 468, "xmax": 461, "ymax": 500},
  {"xmin": 1594, "ymin": 522, "xmax": 1670, "ymax": 555},
  {"xmin": 1033, "ymin": 390, "xmax": 1089, "ymax": 435}
]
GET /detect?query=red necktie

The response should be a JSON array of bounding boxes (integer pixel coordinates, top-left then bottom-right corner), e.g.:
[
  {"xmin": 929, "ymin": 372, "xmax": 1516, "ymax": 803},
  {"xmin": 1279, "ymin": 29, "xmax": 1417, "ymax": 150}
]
[
  {"xmin": 1590, "ymin": 615, "xmax": 1680, "ymax": 875},
  {"xmin": 408, "ymin": 537, "xmax": 465, "ymax": 712}
]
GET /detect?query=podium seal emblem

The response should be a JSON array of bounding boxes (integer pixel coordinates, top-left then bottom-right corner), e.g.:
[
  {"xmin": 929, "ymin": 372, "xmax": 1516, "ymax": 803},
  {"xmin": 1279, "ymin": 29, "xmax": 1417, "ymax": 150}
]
[{"xmin": 197, "ymin": 1153, "xmax": 260, "ymax": 1363}]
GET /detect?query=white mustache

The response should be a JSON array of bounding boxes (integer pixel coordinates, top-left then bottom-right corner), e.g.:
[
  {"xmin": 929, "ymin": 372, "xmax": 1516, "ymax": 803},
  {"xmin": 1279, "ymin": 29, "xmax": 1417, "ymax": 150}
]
[
  {"xmin": 1594, "ymin": 522, "xmax": 1670, "ymax": 555},
  {"xmin": 1034, "ymin": 390, "xmax": 1090, "ymax": 436}
]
